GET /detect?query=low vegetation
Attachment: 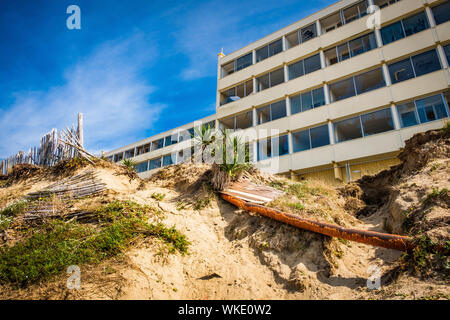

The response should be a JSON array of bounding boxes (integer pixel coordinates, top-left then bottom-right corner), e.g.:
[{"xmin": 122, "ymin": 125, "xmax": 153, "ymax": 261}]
[{"xmin": 0, "ymin": 200, "xmax": 188, "ymax": 286}]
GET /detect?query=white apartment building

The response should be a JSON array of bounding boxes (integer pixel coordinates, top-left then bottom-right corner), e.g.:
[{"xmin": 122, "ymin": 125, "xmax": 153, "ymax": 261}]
[{"xmin": 106, "ymin": 0, "xmax": 450, "ymax": 184}]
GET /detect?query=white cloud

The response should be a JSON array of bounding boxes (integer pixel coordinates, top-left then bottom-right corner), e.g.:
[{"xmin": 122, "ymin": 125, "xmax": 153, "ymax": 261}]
[{"xmin": 0, "ymin": 33, "xmax": 164, "ymax": 158}]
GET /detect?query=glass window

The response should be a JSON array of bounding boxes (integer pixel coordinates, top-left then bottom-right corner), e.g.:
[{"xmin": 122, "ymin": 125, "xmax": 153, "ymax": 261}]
[
  {"xmin": 221, "ymin": 61, "xmax": 234, "ymax": 77},
  {"xmin": 304, "ymin": 54, "xmax": 321, "ymax": 74},
  {"xmin": 337, "ymin": 43, "xmax": 350, "ymax": 62},
  {"xmin": 343, "ymin": 1, "xmax": 367, "ymax": 24},
  {"xmin": 324, "ymin": 47, "xmax": 338, "ymax": 66},
  {"xmin": 402, "ymin": 12, "xmax": 429, "ymax": 37},
  {"xmin": 236, "ymin": 53, "xmax": 252, "ymax": 71},
  {"xmin": 312, "ymin": 88, "xmax": 325, "ymax": 108},
  {"xmin": 256, "ymin": 46, "xmax": 268, "ymax": 62},
  {"xmin": 381, "ymin": 21, "xmax": 404, "ymax": 45},
  {"xmin": 411, "ymin": 49, "xmax": 441, "ymax": 77},
  {"xmin": 432, "ymin": 1, "xmax": 450, "ymax": 25},
  {"xmin": 124, "ymin": 149, "xmax": 134, "ymax": 159},
  {"xmin": 269, "ymin": 39, "xmax": 283, "ymax": 57},
  {"xmin": 416, "ymin": 94, "xmax": 448, "ymax": 123},
  {"xmin": 301, "ymin": 91, "xmax": 313, "ymax": 112},
  {"xmin": 271, "ymin": 100, "xmax": 287, "ymax": 121},
  {"xmin": 334, "ymin": 117, "xmax": 363, "ymax": 142},
  {"xmin": 444, "ymin": 45, "xmax": 450, "ymax": 65},
  {"xmin": 354, "ymin": 68, "xmax": 385, "ymax": 95},
  {"xmin": 397, "ymin": 102, "xmax": 419, "ymax": 127},
  {"xmin": 374, "ymin": 0, "xmax": 400, "ymax": 9},
  {"xmin": 270, "ymin": 68, "xmax": 285, "ymax": 87},
  {"xmin": 257, "ymin": 139, "xmax": 271, "ymax": 161},
  {"xmin": 235, "ymin": 111, "xmax": 253, "ymax": 130},
  {"xmin": 149, "ymin": 158, "xmax": 162, "ymax": 170},
  {"xmin": 288, "ymin": 60, "xmax": 304, "ymax": 80},
  {"xmin": 257, "ymin": 105, "xmax": 271, "ymax": 125},
  {"xmin": 320, "ymin": 12, "xmax": 343, "ymax": 33},
  {"xmin": 163, "ymin": 154, "xmax": 175, "ymax": 167},
  {"xmin": 136, "ymin": 161, "xmax": 148, "ymax": 173},
  {"xmin": 292, "ymin": 130, "xmax": 311, "ymax": 152},
  {"xmin": 329, "ymin": 78, "xmax": 356, "ymax": 102},
  {"xmin": 310, "ymin": 125, "xmax": 330, "ymax": 148},
  {"xmin": 286, "ymin": 31, "xmax": 299, "ymax": 49},
  {"xmin": 256, "ymin": 73, "xmax": 270, "ymax": 91},
  {"xmin": 350, "ymin": 32, "xmax": 377, "ymax": 57},
  {"xmin": 388, "ymin": 58, "xmax": 414, "ymax": 84},
  {"xmin": 272, "ymin": 135, "xmax": 289, "ymax": 157},
  {"xmin": 361, "ymin": 108, "xmax": 394, "ymax": 136},
  {"xmin": 301, "ymin": 24, "xmax": 317, "ymax": 43},
  {"xmin": 290, "ymin": 95, "xmax": 302, "ymax": 115}
]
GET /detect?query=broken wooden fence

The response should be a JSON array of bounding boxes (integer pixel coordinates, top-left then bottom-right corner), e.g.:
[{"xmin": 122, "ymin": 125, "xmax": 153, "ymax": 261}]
[{"xmin": 0, "ymin": 114, "xmax": 86, "ymax": 175}]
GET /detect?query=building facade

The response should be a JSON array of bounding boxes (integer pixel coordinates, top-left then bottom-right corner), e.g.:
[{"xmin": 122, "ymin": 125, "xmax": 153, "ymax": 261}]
[{"xmin": 106, "ymin": 0, "xmax": 450, "ymax": 184}]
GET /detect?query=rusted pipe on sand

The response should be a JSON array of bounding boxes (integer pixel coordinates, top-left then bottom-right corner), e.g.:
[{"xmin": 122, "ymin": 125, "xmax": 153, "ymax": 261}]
[{"xmin": 221, "ymin": 193, "xmax": 415, "ymax": 252}]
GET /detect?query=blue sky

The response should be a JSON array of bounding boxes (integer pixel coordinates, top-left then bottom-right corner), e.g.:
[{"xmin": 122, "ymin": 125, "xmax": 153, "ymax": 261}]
[{"xmin": 0, "ymin": 0, "xmax": 335, "ymax": 157}]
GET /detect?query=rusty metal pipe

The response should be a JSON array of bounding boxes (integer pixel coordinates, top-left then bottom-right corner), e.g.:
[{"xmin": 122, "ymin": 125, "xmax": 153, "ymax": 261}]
[{"xmin": 221, "ymin": 193, "xmax": 415, "ymax": 252}]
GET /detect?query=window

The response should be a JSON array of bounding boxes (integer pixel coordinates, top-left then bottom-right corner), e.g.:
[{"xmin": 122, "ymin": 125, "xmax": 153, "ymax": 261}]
[
  {"xmin": 304, "ymin": 54, "xmax": 321, "ymax": 74},
  {"xmin": 301, "ymin": 24, "xmax": 317, "ymax": 43},
  {"xmin": 288, "ymin": 60, "xmax": 304, "ymax": 80},
  {"xmin": 320, "ymin": 1, "xmax": 368, "ymax": 33},
  {"xmin": 235, "ymin": 111, "xmax": 253, "ymax": 130},
  {"xmin": 388, "ymin": 58, "xmax": 415, "ymax": 83},
  {"xmin": 256, "ymin": 100, "xmax": 286, "ymax": 124},
  {"xmin": 411, "ymin": 50, "xmax": 441, "ymax": 77},
  {"xmin": 114, "ymin": 153, "xmax": 123, "ymax": 162},
  {"xmin": 164, "ymin": 133, "xmax": 178, "ymax": 147},
  {"xmin": 221, "ymin": 52, "xmax": 253, "ymax": 77},
  {"xmin": 256, "ymin": 68, "xmax": 284, "ymax": 92},
  {"xmin": 288, "ymin": 53, "xmax": 321, "ymax": 80},
  {"xmin": 290, "ymin": 87, "xmax": 325, "ymax": 114},
  {"xmin": 136, "ymin": 161, "xmax": 148, "ymax": 173},
  {"xmin": 162, "ymin": 154, "xmax": 175, "ymax": 167},
  {"xmin": 220, "ymin": 79, "xmax": 254, "ymax": 105},
  {"xmin": 334, "ymin": 117, "xmax": 363, "ymax": 142},
  {"xmin": 381, "ymin": 21, "xmax": 404, "ymax": 45},
  {"xmin": 374, "ymin": 0, "xmax": 400, "ymax": 9},
  {"xmin": 136, "ymin": 143, "xmax": 150, "ymax": 155},
  {"xmin": 310, "ymin": 125, "xmax": 330, "ymax": 148},
  {"xmin": 360, "ymin": 109, "xmax": 394, "ymax": 136},
  {"xmin": 397, "ymin": 102, "xmax": 419, "ymax": 127},
  {"xmin": 256, "ymin": 39, "xmax": 283, "ymax": 62},
  {"xmin": 151, "ymin": 138, "xmax": 164, "ymax": 151},
  {"xmin": 431, "ymin": 1, "xmax": 450, "ymax": 25},
  {"xmin": 329, "ymin": 78, "xmax": 356, "ymax": 102},
  {"xmin": 334, "ymin": 108, "xmax": 394, "ymax": 142},
  {"xmin": 381, "ymin": 11, "xmax": 429, "ymax": 45},
  {"xmin": 149, "ymin": 158, "xmax": 162, "ymax": 170},
  {"xmin": 320, "ymin": 12, "xmax": 343, "ymax": 33},
  {"xmin": 445, "ymin": 44, "xmax": 450, "ymax": 65},
  {"xmin": 388, "ymin": 49, "xmax": 441, "ymax": 84},
  {"xmin": 285, "ymin": 23, "xmax": 318, "ymax": 49},
  {"xmin": 416, "ymin": 94, "xmax": 449, "ymax": 123},
  {"xmin": 398, "ymin": 93, "xmax": 449, "ymax": 128},
  {"xmin": 257, "ymin": 134, "xmax": 289, "ymax": 160},
  {"xmin": 124, "ymin": 149, "xmax": 134, "ymax": 159},
  {"xmin": 292, "ymin": 130, "xmax": 310, "ymax": 152},
  {"xmin": 257, "ymin": 138, "xmax": 271, "ymax": 161},
  {"xmin": 354, "ymin": 68, "xmax": 385, "ymax": 94},
  {"xmin": 236, "ymin": 53, "xmax": 252, "ymax": 71},
  {"xmin": 292, "ymin": 124, "xmax": 330, "ymax": 152},
  {"xmin": 325, "ymin": 32, "xmax": 377, "ymax": 66},
  {"xmin": 402, "ymin": 12, "xmax": 429, "ymax": 37}
]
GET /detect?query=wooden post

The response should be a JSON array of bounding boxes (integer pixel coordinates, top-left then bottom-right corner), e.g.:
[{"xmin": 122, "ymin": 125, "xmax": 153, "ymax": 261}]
[{"xmin": 77, "ymin": 113, "xmax": 84, "ymax": 149}]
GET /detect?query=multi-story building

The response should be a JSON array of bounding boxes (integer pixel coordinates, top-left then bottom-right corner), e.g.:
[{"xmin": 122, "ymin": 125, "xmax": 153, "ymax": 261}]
[{"xmin": 105, "ymin": 0, "xmax": 450, "ymax": 184}]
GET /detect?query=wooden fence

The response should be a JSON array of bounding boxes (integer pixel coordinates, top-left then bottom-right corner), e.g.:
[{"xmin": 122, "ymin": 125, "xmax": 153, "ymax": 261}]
[{"xmin": 0, "ymin": 114, "xmax": 85, "ymax": 175}]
